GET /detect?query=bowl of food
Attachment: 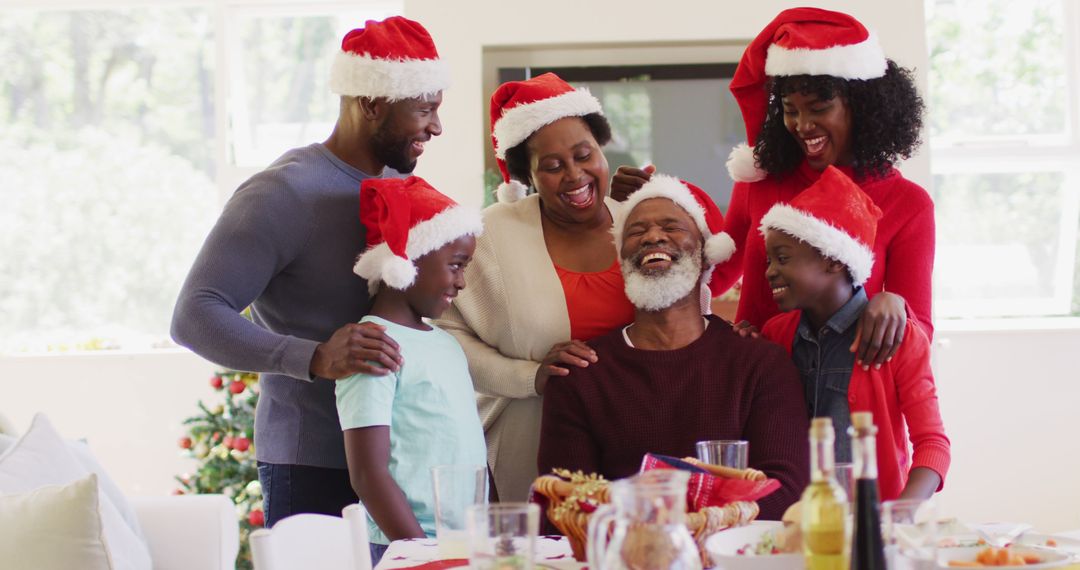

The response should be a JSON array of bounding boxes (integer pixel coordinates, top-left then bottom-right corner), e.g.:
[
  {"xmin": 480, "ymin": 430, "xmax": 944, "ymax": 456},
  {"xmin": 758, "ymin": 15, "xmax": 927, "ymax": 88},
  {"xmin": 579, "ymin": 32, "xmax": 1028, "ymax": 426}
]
[{"xmin": 705, "ymin": 521, "xmax": 805, "ymax": 570}]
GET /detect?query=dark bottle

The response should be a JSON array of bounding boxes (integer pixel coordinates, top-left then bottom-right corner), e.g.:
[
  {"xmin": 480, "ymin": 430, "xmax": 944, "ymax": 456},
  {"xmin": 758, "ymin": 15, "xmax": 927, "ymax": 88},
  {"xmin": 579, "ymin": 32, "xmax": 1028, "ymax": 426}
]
[{"xmin": 849, "ymin": 411, "xmax": 886, "ymax": 570}]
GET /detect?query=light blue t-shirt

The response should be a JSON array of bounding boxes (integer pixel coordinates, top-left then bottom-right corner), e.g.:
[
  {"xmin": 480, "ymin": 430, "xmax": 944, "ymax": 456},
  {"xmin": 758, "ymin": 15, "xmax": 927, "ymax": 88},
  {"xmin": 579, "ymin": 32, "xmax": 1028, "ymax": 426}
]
[{"xmin": 335, "ymin": 316, "xmax": 487, "ymax": 546}]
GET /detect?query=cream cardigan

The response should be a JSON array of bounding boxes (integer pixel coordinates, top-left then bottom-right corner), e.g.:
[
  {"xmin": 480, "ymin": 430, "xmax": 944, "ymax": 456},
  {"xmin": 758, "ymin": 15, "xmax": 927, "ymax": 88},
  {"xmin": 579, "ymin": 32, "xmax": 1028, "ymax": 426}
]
[{"xmin": 436, "ymin": 193, "xmax": 618, "ymax": 500}]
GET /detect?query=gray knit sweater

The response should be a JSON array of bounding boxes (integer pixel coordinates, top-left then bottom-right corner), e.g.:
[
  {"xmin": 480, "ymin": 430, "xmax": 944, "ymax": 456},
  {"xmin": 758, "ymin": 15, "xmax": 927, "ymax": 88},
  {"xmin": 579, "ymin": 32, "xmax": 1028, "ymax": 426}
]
[{"xmin": 172, "ymin": 143, "xmax": 387, "ymax": 468}]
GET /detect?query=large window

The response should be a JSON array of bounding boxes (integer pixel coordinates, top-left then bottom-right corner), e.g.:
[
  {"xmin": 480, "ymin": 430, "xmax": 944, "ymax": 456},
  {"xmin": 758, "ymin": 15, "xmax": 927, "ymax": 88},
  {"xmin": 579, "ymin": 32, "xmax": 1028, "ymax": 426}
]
[
  {"xmin": 0, "ymin": 2, "xmax": 400, "ymax": 353},
  {"xmin": 926, "ymin": 0, "xmax": 1080, "ymax": 318}
]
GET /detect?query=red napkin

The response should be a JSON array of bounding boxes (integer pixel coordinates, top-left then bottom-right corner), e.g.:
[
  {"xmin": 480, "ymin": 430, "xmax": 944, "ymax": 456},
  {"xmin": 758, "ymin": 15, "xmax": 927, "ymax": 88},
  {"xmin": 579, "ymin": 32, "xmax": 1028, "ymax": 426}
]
[
  {"xmin": 395, "ymin": 559, "xmax": 469, "ymax": 570},
  {"xmin": 639, "ymin": 453, "xmax": 780, "ymax": 511}
]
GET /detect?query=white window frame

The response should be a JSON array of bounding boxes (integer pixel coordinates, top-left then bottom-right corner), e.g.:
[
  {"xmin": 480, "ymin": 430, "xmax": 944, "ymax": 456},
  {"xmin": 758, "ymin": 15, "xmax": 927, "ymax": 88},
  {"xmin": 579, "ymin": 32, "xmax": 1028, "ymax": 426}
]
[{"xmin": 929, "ymin": 0, "xmax": 1080, "ymax": 320}]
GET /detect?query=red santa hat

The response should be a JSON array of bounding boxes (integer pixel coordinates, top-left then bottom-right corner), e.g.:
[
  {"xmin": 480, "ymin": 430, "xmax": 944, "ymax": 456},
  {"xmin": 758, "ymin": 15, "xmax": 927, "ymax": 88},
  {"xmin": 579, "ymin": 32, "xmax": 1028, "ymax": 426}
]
[
  {"xmin": 353, "ymin": 176, "xmax": 483, "ymax": 294},
  {"xmin": 759, "ymin": 166, "xmax": 882, "ymax": 286},
  {"xmin": 612, "ymin": 174, "xmax": 736, "ymax": 297},
  {"xmin": 489, "ymin": 73, "xmax": 603, "ymax": 204},
  {"xmin": 329, "ymin": 16, "xmax": 450, "ymax": 101},
  {"xmin": 727, "ymin": 8, "xmax": 887, "ymax": 183}
]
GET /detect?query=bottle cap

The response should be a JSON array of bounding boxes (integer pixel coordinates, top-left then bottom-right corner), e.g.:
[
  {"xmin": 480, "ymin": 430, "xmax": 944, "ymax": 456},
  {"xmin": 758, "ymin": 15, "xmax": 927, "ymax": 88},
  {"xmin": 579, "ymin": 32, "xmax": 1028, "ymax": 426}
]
[
  {"xmin": 810, "ymin": 417, "xmax": 834, "ymax": 439},
  {"xmin": 851, "ymin": 411, "xmax": 874, "ymax": 429}
]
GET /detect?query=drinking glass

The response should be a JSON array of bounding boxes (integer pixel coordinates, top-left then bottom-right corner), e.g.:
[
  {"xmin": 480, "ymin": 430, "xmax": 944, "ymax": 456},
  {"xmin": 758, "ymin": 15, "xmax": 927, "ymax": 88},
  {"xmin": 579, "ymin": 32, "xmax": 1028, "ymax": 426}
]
[
  {"xmin": 834, "ymin": 462, "xmax": 855, "ymax": 502},
  {"xmin": 467, "ymin": 503, "xmax": 540, "ymax": 570},
  {"xmin": 695, "ymin": 440, "xmax": 749, "ymax": 469},
  {"xmin": 883, "ymin": 498, "xmax": 938, "ymax": 570},
  {"xmin": 431, "ymin": 464, "xmax": 488, "ymax": 559}
]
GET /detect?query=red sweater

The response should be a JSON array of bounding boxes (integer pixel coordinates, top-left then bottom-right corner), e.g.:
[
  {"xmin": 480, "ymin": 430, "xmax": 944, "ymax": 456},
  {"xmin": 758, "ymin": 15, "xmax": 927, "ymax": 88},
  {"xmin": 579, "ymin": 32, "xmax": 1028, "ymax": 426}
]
[
  {"xmin": 713, "ymin": 161, "xmax": 935, "ymax": 339},
  {"xmin": 538, "ymin": 316, "xmax": 810, "ymax": 521},
  {"xmin": 761, "ymin": 312, "xmax": 951, "ymax": 501}
]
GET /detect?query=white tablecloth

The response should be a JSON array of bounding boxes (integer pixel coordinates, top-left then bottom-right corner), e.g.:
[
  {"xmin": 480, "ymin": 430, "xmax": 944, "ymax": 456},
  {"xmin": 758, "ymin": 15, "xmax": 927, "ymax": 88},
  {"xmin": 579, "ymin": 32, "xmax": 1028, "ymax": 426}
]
[{"xmin": 375, "ymin": 536, "xmax": 579, "ymax": 570}]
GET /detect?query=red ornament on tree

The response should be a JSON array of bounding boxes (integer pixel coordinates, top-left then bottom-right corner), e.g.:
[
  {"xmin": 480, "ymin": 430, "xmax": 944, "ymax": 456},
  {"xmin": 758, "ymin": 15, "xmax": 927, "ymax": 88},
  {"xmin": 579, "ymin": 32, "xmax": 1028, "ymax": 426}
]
[
  {"xmin": 248, "ymin": 509, "xmax": 265, "ymax": 527},
  {"xmin": 223, "ymin": 435, "xmax": 235, "ymax": 449},
  {"xmin": 178, "ymin": 437, "xmax": 193, "ymax": 449},
  {"xmin": 229, "ymin": 380, "xmax": 246, "ymax": 394},
  {"xmin": 233, "ymin": 437, "xmax": 251, "ymax": 453},
  {"xmin": 210, "ymin": 375, "xmax": 224, "ymax": 389}
]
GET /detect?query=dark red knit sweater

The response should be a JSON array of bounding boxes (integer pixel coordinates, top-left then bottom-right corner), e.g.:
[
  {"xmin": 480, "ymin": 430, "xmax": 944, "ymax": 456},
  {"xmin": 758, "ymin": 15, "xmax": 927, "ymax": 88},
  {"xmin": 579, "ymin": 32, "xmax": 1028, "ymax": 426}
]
[{"xmin": 537, "ymin": 315, "xmax": 810, "ymax": 521}]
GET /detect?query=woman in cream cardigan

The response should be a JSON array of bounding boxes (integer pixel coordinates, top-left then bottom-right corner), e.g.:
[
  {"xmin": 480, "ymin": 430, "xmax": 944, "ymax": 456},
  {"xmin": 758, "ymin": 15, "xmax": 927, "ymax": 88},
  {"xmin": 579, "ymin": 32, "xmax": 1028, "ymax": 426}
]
[{"xmin": 436, "ymin": 73, "xmax": 635, "ymax": 501}]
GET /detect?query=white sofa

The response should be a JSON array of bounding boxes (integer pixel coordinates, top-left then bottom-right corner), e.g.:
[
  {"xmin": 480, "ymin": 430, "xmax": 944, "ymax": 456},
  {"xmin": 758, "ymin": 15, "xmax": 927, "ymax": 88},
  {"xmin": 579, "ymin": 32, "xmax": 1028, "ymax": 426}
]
[
  {"xmin": 0, "ymin": 412, "xmax": 239, "ymax": 570},
  {"xmin": 132, "ymin": 494, "xmax": 240, "ymax": 570}
]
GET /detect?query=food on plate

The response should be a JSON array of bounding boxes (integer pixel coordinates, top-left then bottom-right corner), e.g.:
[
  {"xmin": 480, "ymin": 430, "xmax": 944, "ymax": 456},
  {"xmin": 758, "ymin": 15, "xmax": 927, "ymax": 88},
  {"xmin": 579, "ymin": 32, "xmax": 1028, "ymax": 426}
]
[
  {"xmin": 735, "ymin": 529, "xmax": 798, "ymax": 556},
  {"xmin": 947, "ymin": 547, "xmax": 1043, "ymax": 567}
]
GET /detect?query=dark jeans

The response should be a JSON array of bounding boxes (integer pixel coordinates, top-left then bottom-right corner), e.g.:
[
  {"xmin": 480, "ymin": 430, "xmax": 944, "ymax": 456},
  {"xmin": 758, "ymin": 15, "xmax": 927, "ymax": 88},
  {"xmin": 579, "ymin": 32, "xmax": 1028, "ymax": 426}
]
[{"xmin": 257, "ymin": 461, "xmax": 359, "ymax": 528}]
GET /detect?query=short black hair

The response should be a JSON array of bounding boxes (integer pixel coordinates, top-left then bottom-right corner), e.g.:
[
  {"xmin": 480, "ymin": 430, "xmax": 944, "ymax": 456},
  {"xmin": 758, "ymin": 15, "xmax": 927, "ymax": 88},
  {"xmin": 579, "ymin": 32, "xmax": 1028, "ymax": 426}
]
[
  {"xmin": 503, "ymin": 113, "xmax": 612, "ymax": 186},
  {"xmin": 753, "ymin": 60, "xmax": 924, "ymax": 179}
]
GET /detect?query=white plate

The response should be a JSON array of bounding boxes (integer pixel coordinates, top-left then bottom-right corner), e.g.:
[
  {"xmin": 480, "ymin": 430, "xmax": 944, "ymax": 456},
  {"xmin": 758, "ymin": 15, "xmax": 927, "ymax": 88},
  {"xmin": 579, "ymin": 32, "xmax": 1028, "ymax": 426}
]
[
  {"xmin": 935, "ymin": 545, "xmax": 1070, "ymax": 569},
  {"xmin": 1017, "ymin": 534, "xmax": 1080, "ymax": 560},
  {"xmin": 705, "ymin": 521, "xmax": 804, "ymax": 570}
]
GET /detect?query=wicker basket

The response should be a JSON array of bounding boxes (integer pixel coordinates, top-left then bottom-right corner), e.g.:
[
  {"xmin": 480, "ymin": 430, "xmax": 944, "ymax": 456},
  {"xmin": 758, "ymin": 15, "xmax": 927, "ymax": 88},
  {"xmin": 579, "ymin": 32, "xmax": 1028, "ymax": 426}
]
[{"xmin": 532, "ymin": 470, "xmax": 760, "ymax": 565}]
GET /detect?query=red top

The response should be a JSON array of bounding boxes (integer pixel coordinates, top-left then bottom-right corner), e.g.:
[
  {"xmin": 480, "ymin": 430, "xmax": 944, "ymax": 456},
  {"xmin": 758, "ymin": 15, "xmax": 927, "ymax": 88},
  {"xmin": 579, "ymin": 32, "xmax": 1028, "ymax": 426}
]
[
  {"xmin": 712, "ymin": 161, "xmax": 935, "ymax": 338},
  {"xmin": 554, "ymin": 261, "xmax": 635, "ymax": 341},
  {"xmin": 539, "ymin": 316, "xmax": 810, "ymax": 521},
  {"xmin": 762, "ymin": 311, "xmax": 951, "ymax": 501}
]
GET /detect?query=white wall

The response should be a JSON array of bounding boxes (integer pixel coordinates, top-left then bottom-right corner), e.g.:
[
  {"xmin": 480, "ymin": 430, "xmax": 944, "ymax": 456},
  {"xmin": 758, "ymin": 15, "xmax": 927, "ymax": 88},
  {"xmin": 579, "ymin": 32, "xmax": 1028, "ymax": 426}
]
[
  {"xmin": 932, "ymin": 322, "xmax": 1080, "ymax": 533},
  {"xmin": 2, "ymin": 0, "xmax": 1078, "ymax": 534},
  {"xmin": 1, "ymin": 351, "xmax": 207, "ymax": 496}
]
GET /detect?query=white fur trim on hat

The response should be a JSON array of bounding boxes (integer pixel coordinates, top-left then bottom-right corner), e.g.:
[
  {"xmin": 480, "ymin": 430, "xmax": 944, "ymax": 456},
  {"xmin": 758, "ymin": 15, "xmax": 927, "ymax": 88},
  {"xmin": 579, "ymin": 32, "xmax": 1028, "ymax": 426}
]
[
  {"xmin": 353, "ymin": 205, "xmax": 484, "ymax": 294},
  {"xmin": 726, "ymin": 143, "xmax": 768, "ymax": 183},
  {"xmin": 353, "ymin": 242, "xmax": 418, "ymax": 294},
  {"xmin": 496, "ymin": 179, "xmax": 529, "ymax": 204},
  {"xmin": 329, "ymin": 52, "xmax": 451, "ymax": 100},
  {"xmin": 493, "ymin": 89, "xmax": 603, "ymax": 159},
  {"xmin": 612, "ymin": 174, "xmax": 735, "ymax": 266},
  {"xmin": 705, "ymin": 231, "xmax": 737, "ymax": 266},
  {"xmin": 764, "ymin": 32, "xmax": 887, "ymax": 80},
  {"xmin": 759, "ymin": 204, "xmax": 875, "ymax": 286}
]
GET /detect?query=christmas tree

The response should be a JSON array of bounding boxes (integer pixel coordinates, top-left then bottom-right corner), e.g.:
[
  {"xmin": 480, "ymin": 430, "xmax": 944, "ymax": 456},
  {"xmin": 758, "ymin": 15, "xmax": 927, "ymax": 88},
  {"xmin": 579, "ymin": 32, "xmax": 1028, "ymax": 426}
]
[{"xmin": 176, "ymin": 370, "xmax": 263, "ymax": 570}]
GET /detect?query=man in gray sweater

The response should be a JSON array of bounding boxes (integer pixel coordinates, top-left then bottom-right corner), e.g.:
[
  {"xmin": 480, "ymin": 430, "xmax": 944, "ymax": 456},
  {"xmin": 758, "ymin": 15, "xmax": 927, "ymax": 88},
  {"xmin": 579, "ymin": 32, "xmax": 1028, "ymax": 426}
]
[{"xmin": 171, "ymin": 16, "xmax": 451, "ymax": 527}]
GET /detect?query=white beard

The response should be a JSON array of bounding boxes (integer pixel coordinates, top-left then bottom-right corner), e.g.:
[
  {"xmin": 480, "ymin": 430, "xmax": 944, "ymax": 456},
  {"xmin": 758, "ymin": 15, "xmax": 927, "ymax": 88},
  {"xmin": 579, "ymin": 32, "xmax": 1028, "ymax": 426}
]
[{"xmin": 621, "ymin": 248, "xmax": 703, "ymax": 312}]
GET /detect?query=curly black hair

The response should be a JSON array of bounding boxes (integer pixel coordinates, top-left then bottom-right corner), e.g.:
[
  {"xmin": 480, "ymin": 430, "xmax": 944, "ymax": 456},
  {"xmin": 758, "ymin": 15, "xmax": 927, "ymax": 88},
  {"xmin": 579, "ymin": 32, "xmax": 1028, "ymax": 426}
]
[
  {"xmin": 503, "ymin": 113, "xmax": 612, "ymax": 186},
  {"xmin": 753, "ymin": 60, "xmax": 924, "ymax": 179}
]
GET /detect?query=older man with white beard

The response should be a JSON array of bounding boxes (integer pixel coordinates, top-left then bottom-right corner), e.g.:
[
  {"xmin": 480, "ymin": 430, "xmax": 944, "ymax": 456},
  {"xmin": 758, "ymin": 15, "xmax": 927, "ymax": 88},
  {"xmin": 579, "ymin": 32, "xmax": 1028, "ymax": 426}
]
[{"xmin": 537, "ymin": 175, "xmax": 809, "ymax": 520}]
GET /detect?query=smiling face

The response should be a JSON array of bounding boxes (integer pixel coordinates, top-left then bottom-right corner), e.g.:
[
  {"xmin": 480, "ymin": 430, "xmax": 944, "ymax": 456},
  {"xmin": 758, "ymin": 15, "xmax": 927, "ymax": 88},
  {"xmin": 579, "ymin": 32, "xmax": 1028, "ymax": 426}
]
[
  {"xmin": 781, "ymin": 90, "xmax": 854, "ymax": 171},
  {"xmin": 764, "ymin": 229, "xmax": 848, "ymax": 313},
  {"xmin": 619, "ymin": 198, "xmax": 705, "ymax": 312},
  {"xmin": 405, "ymin": 234, "xmax": 475, "ymax": 319},
  {"xmin": 526, "ymin": 116, "xmax": 610, "ymax": 225},
  {"xmin": 371, "ymin": 92, "xmax": 444, "ymax": 173}
]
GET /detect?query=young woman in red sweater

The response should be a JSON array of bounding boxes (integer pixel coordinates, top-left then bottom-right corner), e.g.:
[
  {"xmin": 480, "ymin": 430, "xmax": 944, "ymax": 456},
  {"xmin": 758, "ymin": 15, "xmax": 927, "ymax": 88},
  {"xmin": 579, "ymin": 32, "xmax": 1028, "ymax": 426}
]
[{"xmin": 612, "ymin": 8, "xmax": 933, "ymax": 369}]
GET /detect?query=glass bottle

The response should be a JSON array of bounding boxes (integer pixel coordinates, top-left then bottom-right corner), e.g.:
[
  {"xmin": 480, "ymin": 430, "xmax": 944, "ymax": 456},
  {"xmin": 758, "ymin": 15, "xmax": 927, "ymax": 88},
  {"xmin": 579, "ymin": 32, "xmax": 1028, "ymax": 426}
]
[
  {"xmin": 800, "ymin": 417, "xmax": 850, "ymax": 570},
  {"xmin": 850, "ymin": 411, "xmax": 886, "ymax": 570}
]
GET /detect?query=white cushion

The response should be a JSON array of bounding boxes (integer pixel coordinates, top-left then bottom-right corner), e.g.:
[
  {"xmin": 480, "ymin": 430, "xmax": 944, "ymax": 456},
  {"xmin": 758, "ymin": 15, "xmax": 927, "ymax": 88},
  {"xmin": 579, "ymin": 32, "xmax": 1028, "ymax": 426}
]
[
  {"xmin": 0, "ymin": 414, "xmax": 151, "ymax": 570},
  {"xmin": 0, "ymin": 473, "xmax": 113, "ymax": 569},
  {"xmin": 0, "ymin": 432, "xmax": 145, "ymax": 541}
]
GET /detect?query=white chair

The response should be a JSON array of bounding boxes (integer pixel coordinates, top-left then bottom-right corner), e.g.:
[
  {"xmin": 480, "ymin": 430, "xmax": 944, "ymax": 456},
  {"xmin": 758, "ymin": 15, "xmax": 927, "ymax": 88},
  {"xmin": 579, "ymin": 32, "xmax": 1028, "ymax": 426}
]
[
  {"xmin": 249, "ymin": 503, "xmax": 373, "ymax": 570},
  {"xmin": 132, "ymin": 494, "xmax": 240, "ymax": 570}
]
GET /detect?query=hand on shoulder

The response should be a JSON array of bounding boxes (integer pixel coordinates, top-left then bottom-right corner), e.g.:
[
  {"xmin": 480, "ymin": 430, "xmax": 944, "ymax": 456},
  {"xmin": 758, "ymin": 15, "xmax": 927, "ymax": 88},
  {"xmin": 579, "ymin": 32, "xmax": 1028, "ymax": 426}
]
[{"xmin": 310, "ymin": 321, "xmax": 404, "ymax": 379}]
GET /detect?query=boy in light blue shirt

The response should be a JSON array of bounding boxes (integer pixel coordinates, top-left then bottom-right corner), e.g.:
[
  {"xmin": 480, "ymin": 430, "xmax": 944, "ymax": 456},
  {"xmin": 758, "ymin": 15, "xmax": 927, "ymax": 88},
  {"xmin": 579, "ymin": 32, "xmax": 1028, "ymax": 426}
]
[{"xmin": 336, "ymin": 176, "xmax": 486, "ymax": 564}]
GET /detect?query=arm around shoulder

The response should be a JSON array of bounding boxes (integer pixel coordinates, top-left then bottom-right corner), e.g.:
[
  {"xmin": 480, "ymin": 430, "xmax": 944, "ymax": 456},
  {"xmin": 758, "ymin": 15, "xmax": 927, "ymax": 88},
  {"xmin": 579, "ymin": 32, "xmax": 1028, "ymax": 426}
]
[
  {"xmin": 433, "ymin": 225, "xmax": 544, "ymax": 399},
  {"xmin": 890, "ymin": 321, "xmax": 951, "ymax": 490},
  {"xmin": 171, "ymin": 182, "xmax": 320, "ymax": 381}
]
